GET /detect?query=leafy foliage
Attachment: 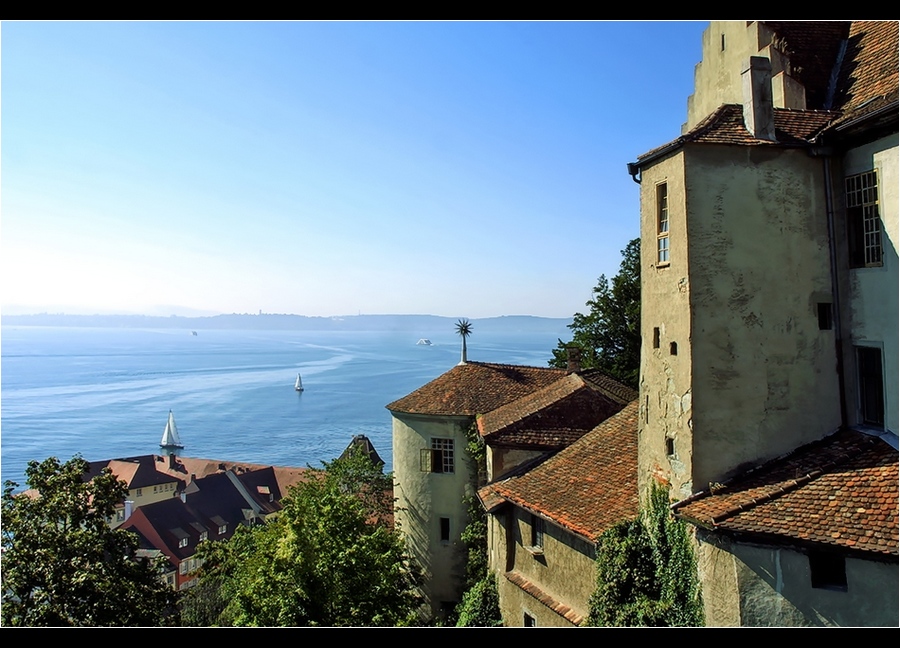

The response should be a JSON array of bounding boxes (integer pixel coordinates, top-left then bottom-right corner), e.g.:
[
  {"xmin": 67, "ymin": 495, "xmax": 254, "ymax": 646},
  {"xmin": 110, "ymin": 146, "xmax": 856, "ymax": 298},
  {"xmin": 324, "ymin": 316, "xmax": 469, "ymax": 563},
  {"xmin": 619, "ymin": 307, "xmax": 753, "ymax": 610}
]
[
  {"xmin": 185, "ymin": 447, "xmax": 422, "ymax": 626},
  {"xmin": 586, "ymin": 483, "xmax": 703, "ymax": 627},
  {"xmin": 455, "ymin": 573, "xmax": 502, "ymax": 627},
  {"xmin": 1, "ymin": 456, "xmax": 178, "ymax": 627},
  {"xmin": 551, "ymin": 238, "xmax": 641, "ymax": 387}
]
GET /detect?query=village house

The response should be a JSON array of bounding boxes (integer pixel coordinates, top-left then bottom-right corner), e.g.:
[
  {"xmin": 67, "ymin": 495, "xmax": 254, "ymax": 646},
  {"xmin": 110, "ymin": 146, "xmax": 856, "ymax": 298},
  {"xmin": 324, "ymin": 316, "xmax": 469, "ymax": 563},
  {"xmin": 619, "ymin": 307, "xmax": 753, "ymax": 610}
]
[
  {"xmin": 387, "ymin": 357, "xmax": 635, "ymax": 620},
  {"xmin": 478, "ymin": 401, "xmax": 639, "ymax": 626}
]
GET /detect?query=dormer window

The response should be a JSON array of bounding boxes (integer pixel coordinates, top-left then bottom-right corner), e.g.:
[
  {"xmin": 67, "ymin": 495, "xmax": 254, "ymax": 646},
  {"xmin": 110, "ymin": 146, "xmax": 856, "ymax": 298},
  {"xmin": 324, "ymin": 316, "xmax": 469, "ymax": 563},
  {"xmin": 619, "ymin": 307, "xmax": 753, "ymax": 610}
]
[{"xmin": 218, "ymin": 524, "xmax": 227, "ymax": 535}]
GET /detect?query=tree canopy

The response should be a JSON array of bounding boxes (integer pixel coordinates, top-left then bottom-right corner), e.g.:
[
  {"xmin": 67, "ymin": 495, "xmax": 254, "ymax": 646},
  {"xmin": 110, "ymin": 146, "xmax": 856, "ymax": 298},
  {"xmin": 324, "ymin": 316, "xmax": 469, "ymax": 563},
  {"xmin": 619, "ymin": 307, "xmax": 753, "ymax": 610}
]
[
  {"xmin": 182, "ymin": 447, "xmax": 422, "ymax": 626},
  {"xmin": 586, "ymin": 483, "xmax": 704, "ymax": 627},
  {"xmin": 550, "ymin": 238, "xmax": 641, "ymax": 387},
  {"xmin": 1, "ymin": 456, "xmax": 178, "ymax": 627}
]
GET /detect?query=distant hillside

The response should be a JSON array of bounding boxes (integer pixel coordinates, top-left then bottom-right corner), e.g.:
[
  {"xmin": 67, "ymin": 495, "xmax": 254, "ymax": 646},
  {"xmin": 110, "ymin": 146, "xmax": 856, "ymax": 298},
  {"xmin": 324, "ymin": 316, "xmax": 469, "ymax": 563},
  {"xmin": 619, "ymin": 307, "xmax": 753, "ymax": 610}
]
[{"xmin": 1, "ymin": 312, "xmax": 573, "ymax": 334}]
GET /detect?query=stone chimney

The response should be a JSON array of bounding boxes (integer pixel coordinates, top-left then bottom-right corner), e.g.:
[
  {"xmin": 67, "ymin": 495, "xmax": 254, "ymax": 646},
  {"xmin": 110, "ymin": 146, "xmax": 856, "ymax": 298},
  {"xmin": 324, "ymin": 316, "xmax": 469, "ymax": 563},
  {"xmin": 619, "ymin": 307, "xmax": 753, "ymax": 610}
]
[
  {"xmin": 566, "ymin": 346, "xmax": 582, "ymax": 374},
  {"xmin": 741, "ymin": 56, "xmax": 776, "ymax": 141}
]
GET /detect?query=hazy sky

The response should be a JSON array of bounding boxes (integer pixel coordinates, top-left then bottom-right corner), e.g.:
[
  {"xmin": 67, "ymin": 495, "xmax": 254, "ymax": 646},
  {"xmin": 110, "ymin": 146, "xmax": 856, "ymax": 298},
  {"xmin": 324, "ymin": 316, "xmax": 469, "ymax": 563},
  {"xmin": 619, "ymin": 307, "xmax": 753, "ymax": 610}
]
[{"xmin": 1, "ymin": 20, "xmax": 707, "ymax": 318}]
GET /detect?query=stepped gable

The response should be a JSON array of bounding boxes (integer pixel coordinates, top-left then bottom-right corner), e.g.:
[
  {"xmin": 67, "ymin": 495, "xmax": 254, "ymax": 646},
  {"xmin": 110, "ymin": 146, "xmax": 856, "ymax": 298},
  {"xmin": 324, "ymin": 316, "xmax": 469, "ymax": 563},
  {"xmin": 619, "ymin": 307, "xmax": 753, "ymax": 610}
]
[
  {"xmin": 386, "ymin": 361, "xmax": 567, "ymax": 417},
  {"xmin": 673, "ymin": 429, "xmax": 898, "ymax": 558},
  {"xmin": 477, "ymin": 371, "xmax": 636, "ymax": 450},
  {"xmin": 479, "ymin": 400, "xmax": 639, "ymax": 543}
]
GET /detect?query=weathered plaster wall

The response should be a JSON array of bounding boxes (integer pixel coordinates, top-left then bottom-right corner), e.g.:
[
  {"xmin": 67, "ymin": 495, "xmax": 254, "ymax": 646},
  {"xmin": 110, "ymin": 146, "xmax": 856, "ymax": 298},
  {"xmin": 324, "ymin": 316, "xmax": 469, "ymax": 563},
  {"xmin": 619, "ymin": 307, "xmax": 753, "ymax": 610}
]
[
  {"xmin": 639, "ymin": 150, "xmax": 695, "ymax": 500},
  {"xmin": 391, "ymin": 412, "xmax": 474, "ymax": 618},
  {"xmin": 841, "ymin": 134, "xmax": 899, "ymax": 435},
  {"xmin": 696, "ymin": 531, "xmax": 900, "ymax": 626},
  {"xmin": 488, "ymin": 506, "xmax": 595, "ymax": 627},
  {"xmin": 685, "ymin": 144, "xmax": 841, "ymax": 489}
]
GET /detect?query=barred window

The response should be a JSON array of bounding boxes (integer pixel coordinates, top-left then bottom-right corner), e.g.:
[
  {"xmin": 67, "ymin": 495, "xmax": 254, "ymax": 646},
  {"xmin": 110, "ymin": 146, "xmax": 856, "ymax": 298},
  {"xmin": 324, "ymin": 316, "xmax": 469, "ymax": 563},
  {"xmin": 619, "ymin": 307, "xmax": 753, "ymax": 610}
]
[{"xmin": 846, "ymin": 171, "xmax": 882, "ymax": 268}]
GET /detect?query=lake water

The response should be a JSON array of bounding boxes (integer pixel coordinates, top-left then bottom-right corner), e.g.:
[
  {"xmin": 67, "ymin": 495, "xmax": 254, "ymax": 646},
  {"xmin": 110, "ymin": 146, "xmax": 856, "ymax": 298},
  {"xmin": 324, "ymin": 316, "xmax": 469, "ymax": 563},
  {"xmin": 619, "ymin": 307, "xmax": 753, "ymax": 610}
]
[{"xmin": 1, "ymin": 325, "xmax": 567, "ymax": 489}]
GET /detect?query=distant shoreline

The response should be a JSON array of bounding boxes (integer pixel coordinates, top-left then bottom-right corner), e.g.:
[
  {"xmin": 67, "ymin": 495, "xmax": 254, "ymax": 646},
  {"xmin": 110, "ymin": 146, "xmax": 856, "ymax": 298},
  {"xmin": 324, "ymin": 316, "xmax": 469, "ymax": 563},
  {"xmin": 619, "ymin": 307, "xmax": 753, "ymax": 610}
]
[{"xmin": 1, "ymin": 312, "xmax": 573, "ymax": 333}]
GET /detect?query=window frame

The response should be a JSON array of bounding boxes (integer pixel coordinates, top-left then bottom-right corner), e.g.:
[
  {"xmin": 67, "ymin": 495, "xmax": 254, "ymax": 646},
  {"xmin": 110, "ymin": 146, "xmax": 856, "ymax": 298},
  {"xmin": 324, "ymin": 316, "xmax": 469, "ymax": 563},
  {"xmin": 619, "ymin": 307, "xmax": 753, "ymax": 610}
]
[
  {"xmin": 846, "ymin": 170, "xmax": 882, "ymax": 268},
  {"xmin": 422, "ymin": 437, "xmax": 455, "ymax": 474},
  {"xmin": 855, "ymin": 344, "xmax": 885, "ymax": 428},
  {"xmin": 656, "ymin": 182, "xmax": 670, "ymax": 266}
]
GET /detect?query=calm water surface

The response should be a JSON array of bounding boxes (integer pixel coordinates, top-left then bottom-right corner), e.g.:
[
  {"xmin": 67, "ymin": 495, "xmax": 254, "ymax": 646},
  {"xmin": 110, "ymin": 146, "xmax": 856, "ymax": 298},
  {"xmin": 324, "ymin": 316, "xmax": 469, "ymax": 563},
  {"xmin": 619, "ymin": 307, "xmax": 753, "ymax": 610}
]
[{"xmin": 1, "ymin": 326, "xmax": 565, "ymax": 489}]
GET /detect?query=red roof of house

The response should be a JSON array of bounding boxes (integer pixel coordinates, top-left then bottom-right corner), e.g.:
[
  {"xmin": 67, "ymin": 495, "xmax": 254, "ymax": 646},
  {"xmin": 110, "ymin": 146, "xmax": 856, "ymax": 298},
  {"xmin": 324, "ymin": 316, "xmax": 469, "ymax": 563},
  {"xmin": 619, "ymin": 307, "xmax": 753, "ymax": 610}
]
[
  {"xmin": 477, "ymin": 371, "xmax": 636, "ymax": 450},
  {"xmin": 478, "ymin": 400, "xmax": 639, "ymax": 542},
  {"xmin": 673, "ymin": 429, "xmax": 898, "ymax": 558},
  {"xmin": 386, "ymin": 361, "xmax": 567, "ymax": 417}
]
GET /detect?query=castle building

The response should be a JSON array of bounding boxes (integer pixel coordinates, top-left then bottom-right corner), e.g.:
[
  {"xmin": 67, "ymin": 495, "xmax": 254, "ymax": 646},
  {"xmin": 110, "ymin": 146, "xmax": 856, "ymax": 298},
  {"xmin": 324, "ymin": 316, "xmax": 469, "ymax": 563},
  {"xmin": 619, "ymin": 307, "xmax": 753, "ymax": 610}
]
[{"xmin": 630, "ymin": 20, "xmax": 898, "ymax": 626}]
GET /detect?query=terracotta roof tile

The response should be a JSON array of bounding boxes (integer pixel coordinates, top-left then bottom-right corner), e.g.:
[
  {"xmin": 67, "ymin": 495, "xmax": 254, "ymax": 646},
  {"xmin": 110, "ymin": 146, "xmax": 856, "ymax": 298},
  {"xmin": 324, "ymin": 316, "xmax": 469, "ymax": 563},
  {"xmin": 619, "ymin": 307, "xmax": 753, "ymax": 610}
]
[
  {"xmin": 477, "ymin": 372, "xmax": 636, "ymax": 450},
  {"xmin": 673, "ymin": 429, "xmax": 898, "ymax": 557},
  {"xmin": 385, "ymin": 361, "xmax": 567, "ymax": 416},
  {"xmin": 504, "ymin": 570, "xmax": 585, "ymax": 626},
  {"xmin": 479, "ymin": 400, "xmax": 639, "ymax": 542},
  {"xmin": 833, "ymin": 21, "xmax": 899, "ymax": 115}
]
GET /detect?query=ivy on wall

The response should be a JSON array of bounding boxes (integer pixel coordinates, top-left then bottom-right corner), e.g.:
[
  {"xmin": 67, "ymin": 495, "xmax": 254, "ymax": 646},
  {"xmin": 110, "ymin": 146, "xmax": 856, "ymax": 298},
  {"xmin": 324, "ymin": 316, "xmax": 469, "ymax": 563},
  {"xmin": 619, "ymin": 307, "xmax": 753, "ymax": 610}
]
[{"xmin": 586, "ymin": 482, "xmax": 704, "ymax": 627}]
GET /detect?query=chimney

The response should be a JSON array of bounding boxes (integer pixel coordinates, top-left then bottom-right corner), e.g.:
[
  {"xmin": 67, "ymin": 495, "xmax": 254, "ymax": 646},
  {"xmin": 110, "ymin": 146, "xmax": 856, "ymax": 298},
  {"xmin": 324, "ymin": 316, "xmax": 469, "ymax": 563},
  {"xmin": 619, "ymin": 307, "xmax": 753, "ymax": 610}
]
[
  {"xmin": 124, "ymin": 500, "xmax": 134, "ymax": 521},
  {"xmin": 741, "ymin": 56, "xmax": 776, "ymax": 141},
  {"xmin": 168, "ymin": 453, "xmax": 177, "ymax": 469},
  {"xmin": 566, "ymin": 346, "xmax": 582, "ymax": 374},
  {"xmin": 180, "ymin": 491, "xmax": 187, "ymax": 503}
]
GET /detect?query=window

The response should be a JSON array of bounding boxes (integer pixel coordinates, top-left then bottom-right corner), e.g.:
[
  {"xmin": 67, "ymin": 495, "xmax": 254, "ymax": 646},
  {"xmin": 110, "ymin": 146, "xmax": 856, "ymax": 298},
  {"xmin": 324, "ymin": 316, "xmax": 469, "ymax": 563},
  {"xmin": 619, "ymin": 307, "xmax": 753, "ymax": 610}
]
[
  {"xmin": 856, "ymin": 346, "xmax": 884, "ymax": 428},
  {"xmin": 440, "ymin": 517, "xmax": 451, "ymax": 543},
  {"xmin": 136, "ymin": 488, "xmax": 142, "ymax": 497},
  {"xmin": 524, "ymin": 612, "xmax": 536, "ymax": 627},
  {"xmin": 657, "ymin": 183, "xmax": 669, "ymax": 264},
  {"xmin": 809, "ymin": 552, "xmax": 847, "ymax": 591},
  {"xmin": 421, "ymin": 438, "xmax": 454, "ymax": 474},
  {"xmin": 665, "ymin": 436, "xmax": 675, "ymax": 457},
  {"xmin": 530, "ymin": 514, "xmax": 544, "ymax": 550},
  {"xmin": 116, "ymin": 509, "xmax": 125, "ymax": 522},
  {"xmin": 846, "ymin": 171, "xmax": 882, "ymax": 268},
  {"xmin": 178, "ymin": 537, "xmax": 188, "ymax": 548},
  {"xmin": 817, "ymin": 303, "xmax": 833, "ymax": 330},
  {"xmin": 669, "ymin": 341, "xmax": 678, "ymax": 356},
  {"xmin": 218, "ymin": 524, "xmax": 227, "ymax": 535},
  {"xmin": 200, "ymin": 531, "xmax": 208, "ymax": 542},
  {"xmin": 652, "ymin": 327, "xmax": 660, "ymax": 349}
]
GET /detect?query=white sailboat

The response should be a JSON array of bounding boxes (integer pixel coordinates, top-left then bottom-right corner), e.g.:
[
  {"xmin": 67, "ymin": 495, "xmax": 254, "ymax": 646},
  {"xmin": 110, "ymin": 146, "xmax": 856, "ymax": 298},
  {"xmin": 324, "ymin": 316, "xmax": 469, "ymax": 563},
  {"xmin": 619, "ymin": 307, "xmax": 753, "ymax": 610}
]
[
  {"xmin": 160, "ymin": 410, "xmax": 184, "ymax": 449},
  {"xmin": 295, "ymin": 373, "xmax": 304, "ymax": 392}
]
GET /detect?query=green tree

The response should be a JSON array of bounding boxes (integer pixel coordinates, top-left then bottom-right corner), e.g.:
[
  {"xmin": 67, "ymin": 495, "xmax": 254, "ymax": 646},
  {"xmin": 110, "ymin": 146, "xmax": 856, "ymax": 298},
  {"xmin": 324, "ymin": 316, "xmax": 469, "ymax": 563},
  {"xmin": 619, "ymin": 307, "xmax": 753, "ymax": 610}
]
[
  {"xmin": 586, "ymin": 483, "xmax": 703, "ymax": 627},
  {"xmin": 455, "ymin": 573, "xmax": 502, "ymax": 627},
  {"xmin": 455, "ymin": 318, "xmax": 473, "ymax": 365},
  {"xmin": 186, "ymin": 447, "xmax": 422, "ymax": 626},
  {"xmin": 551, "ymin": 238, "xmax": 641, "ymax": 387},
  {"xmin": 1, "ymin": 456, "xmax": 178, "ymax": 627}
]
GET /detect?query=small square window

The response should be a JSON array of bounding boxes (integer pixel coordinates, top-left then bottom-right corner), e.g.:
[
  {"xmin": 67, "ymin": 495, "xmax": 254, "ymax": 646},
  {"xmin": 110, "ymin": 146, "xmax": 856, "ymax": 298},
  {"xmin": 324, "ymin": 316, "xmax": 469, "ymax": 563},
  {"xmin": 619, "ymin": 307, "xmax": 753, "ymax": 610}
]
[
  {"xmin": 524, "ymin": 612, "xmax": 536, "ymax": 627},
  {"xmin": 218, "ymin": 524, "xmax": 227, "ymax": 535},
  {"xmin": 422, "ymin": 438, "xmax": 454, "ymax": 474},
  {"xmin": 178, "ymin": 537, "xmax": 188, "ymax": 548},
  {"xmin": 809, "ymin": 552, "xmax": 847, "ymax": 591}
]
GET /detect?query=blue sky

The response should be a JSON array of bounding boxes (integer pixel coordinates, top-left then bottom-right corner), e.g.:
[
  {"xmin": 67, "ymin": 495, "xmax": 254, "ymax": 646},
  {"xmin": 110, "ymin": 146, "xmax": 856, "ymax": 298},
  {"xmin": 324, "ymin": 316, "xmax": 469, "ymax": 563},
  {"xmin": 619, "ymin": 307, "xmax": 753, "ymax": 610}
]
[{"xmin": 1, "ymin": 20, "xmax": 707, "ymax": 318}]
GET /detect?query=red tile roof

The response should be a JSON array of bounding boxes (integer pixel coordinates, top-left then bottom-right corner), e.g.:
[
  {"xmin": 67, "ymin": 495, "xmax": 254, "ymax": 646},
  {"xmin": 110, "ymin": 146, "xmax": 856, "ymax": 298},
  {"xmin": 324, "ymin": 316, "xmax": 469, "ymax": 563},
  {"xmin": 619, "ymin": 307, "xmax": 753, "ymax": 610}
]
[
  {"xmin": 477, "ymin": 372, "xmax": 636, "ymax": 450},
  {"xmin": 673, "ymin": 429, "xmax": 898, "ymax": 558},
  {"xmin": 638, "ymin": 104, "xmax": 837, "ymax": 163},
  {"xmin": 504, "ymin": 571, "xmax": 585, "ymax": 626},
  {"xmin": 479, "ymin": 400, "xmax": 639, "ymax": 542},
  {"xmin": 385, "ymin": 361, "xmax": 567, "ymax": 417},
  {"xmin": 833, "ymin": 21, "xmax": 899, "ymax": 115}
]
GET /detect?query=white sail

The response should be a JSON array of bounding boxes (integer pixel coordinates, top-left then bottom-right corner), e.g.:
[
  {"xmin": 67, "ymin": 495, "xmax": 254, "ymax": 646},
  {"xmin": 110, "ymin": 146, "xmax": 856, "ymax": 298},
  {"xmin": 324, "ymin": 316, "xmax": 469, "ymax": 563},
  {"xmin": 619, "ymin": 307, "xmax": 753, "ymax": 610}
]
[
  {"xmin": 160, "ymin": 410, "xmax": 184, "ymax": 448},
  {"xmin": 295, "ymin": 373, "xmax": 304, "ymax": 392}
]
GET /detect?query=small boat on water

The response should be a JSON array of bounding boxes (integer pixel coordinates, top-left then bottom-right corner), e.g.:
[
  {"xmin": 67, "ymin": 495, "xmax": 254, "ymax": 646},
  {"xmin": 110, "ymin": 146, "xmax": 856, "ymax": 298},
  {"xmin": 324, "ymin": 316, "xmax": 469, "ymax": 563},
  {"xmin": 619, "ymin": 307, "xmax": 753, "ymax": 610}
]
[
  {"xmin": 416, "ymin": 339, "xmax": 432, "ymax": 346},
  {"xmin": 295, "ymin": 373, "xmax": 304, "ymax": 392},
  {"xmin": 160, "ymin": 410, "xmax": 184, "ymax": 449},
  {"xmin": 191, "ymin": 331, "xmax": 198, "ymax": 336}
]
